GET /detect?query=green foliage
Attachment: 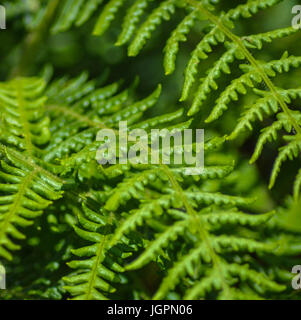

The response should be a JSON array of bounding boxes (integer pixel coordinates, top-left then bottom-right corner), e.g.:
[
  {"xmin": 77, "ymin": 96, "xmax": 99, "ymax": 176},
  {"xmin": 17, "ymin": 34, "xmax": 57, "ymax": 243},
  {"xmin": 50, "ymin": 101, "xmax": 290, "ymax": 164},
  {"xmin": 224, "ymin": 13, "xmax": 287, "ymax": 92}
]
[
  {"xmin": 0, "ymin": 0, "xmax": 301, "ymax": 300},
  {"xmin": 0, "ymin": 78, "xmax": 63, "ymax": 261},
  {"xmin": 81, "ymin": 0, "xmax": 301, "ymax": 194},
  {"xmin": 39, "ymin": 0, "xmax": 301, "ymax": 194}
]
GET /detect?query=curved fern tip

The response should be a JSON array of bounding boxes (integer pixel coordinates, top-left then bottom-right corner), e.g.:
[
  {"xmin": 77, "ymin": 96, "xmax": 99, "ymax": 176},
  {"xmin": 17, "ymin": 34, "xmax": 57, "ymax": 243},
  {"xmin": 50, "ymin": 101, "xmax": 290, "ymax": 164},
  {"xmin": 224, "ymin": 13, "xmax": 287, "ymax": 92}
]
[
  {"xmin": 187, "ymin": 108, "xmax": 197, "ymax": 117},
  {"xmin": 128, "ymin": 48, "xmax": 138, "ymax": 57}
]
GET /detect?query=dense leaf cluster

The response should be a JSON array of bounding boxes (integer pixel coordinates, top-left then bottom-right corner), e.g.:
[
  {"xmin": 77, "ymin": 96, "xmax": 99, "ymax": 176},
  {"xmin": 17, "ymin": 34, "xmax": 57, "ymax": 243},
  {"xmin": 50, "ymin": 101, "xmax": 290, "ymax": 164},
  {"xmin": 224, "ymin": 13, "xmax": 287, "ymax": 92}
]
[{"xmin": 0, "ymin": 0, "xmax": 300, "ymax": 300}]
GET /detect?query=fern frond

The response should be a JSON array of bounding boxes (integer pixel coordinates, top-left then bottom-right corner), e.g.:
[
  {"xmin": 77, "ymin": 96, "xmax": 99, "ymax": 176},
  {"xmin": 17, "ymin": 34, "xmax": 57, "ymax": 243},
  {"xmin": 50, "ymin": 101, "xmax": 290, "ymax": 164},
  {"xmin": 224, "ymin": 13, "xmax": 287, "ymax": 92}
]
[
  {"xmin": 63, "ymin": 204, "xmax": 132, "ymax": 300},
  {"xmin": 44, "ymin": 75, "xmax": 161, "ymax": 167},
  {"xmin": 0, "ymin": 147, "xmax": 63, "ymax": 260},
  {"xmin": 0, "ymin": 78, "xmax": 65, "ymax": 260},
  {"xmin": 0, "ymin": 78, "xmax": 50, "ymax": 156},
  {"xmin": 245, "ymin": 110, "xmax": 301, "ymax": 190},
  {"xmin": 184, "ymin": 263, "xmax": 284, "ymax": 300},
  {"xmin": 269, "ymin": 138, "xmax": 301, "ymax": 189},
  {"xmin": 205, "ymin": 56, "xmax": 301, "ymax": 123},
  {"xmin": 91, "ymin": 0, "xmax": 282, "ymax": 101}
]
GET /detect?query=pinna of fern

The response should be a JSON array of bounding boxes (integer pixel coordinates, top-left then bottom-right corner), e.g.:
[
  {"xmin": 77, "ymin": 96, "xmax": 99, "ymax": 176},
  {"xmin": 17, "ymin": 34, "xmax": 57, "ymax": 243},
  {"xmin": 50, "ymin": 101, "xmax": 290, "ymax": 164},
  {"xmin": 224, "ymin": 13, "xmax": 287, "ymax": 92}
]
[
  {"xmin": 0, "ymin": 78, "xmax": 64, "ymax": 261},
  {"xmin": 207, "ymin": 54, "xmax": 301, "ymax": 198},
  {"xmin": 62, "ymin": 203, "xmax": 138, "ymax": 300}
]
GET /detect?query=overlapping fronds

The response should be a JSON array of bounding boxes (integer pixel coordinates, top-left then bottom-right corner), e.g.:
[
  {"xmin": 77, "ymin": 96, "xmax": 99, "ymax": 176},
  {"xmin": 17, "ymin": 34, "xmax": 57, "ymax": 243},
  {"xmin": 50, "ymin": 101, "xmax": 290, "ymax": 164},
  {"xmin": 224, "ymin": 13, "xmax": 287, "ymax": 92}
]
[
  {"xmin": 38, "ymin": 73, "xmax": 282, "ymax": 299},
  {"xmin": 101, "ymin": 164, "xmax": 289, "ymax": 299},
  {"xmin": 44, "ymin": 72, "xmax": 164, "ymax": 170},
  {"xmin": 2, "ymin": 0, "xmax": 301, "ymax": 302},
  {"xmin": 45, "ymin": 0, "xmax": 301, "ymax": 194},
  {"xmin": 0, "ymin": 69, "xmax": 298, "ymax": 299},
  {"xmin": 0, "ymin": 72, "xmax": 287, "ymax": 299}
]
